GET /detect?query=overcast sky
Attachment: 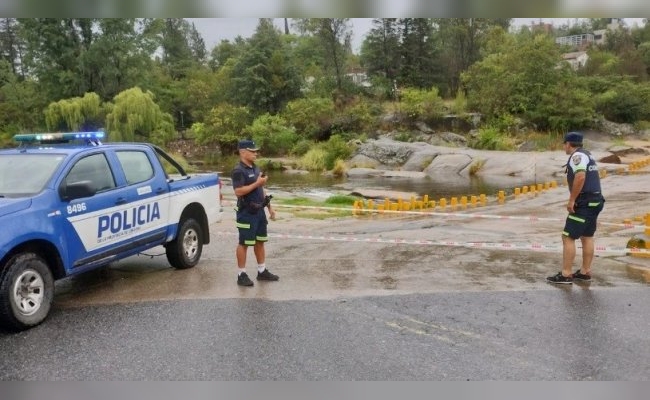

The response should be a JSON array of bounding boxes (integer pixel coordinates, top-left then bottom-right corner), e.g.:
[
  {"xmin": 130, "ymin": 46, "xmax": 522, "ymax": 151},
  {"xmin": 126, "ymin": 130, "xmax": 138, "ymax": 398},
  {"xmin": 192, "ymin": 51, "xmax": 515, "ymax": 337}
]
[{"xmin": 188, "ymin": 18, "xmax": 647, "ymax": 54}]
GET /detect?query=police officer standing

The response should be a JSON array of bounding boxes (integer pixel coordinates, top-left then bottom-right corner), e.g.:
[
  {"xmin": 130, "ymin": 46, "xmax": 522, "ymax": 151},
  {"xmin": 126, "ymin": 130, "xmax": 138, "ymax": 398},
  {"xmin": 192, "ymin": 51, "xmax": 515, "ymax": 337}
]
[
  {"xmin": 231, "ymin": 139, "xmax": 279, "ymax": 287},
  {"xmin": 547, "ymin": 131, "xmax": 605, "ymax": 284}
]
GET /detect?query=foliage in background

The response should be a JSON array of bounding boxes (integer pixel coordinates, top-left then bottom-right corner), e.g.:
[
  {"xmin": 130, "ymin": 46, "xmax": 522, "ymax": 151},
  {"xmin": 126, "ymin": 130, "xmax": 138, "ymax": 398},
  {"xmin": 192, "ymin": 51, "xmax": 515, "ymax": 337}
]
[
  {"xmin": 468, "ymin": 126, "xmax": 517, "ymax": 150},
  {"xmin": 2, "ymin": 18, "xmax": 650, "ymax": 154},
  {"xmin": 198, "ymin": 103, "xmax": 252, "ymax": 155},
  {"xmin": 105, "ymin": 87, "xmax": 175, "ymax": 145},
  {"xmin": 282, "ymin": 97, "xmax": 336, "ymax": 141},
  {"xmin": 398, "ymin": 87, "xmax": 445, "ymax": 124},
  {"xmin": 44, "ymin": 92, "xmax": 104, "ymax": 131},
  {"xmin": 246, "ymin": 113, "xmax": 297, "ymax": 156}
]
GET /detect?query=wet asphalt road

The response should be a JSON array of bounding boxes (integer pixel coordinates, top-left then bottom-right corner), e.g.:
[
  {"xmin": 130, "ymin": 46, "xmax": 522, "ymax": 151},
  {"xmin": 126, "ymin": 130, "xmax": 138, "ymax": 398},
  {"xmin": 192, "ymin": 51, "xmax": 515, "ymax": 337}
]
[
  {"xmin": 1, "ymin": 286, "xmax": 650, "ymax": 380},
  {"xmin": 2, "ymin": 174, "xmax": 650, "ymax": 380}
]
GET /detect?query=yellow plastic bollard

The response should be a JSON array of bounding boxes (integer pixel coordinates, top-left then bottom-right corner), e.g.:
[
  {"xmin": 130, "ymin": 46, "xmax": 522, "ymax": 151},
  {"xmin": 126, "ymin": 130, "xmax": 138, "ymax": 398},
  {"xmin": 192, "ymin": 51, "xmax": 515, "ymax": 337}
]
[
  {"xmin": 550, "ymin": 180, "xmax": 557, "ymax": 188},
  {"xmin": 514, "ymin": 187, "xmax": 521, "ymax": 197},
  {"xmin": 460, "ymin": 196, "xmax": 468, "ymax": 208},
  {"xmin": 423, "ymin": 195, "xmax": 429, "ymax": 205},
  {"xmin": 479, "ymin": 194, "xmax": 487, "ymax": 206},
  {"xmin": 429, "ymin": 200, "xmax": 436, "ymax": 209},
  {"xmin": 450, "ymin": 197, "xmax": 458, "ymax": 209},
  {"xmin": 470, "ymin": 195, "xmax": 477, "ymax": 207},
  {"xmin": 536, "ymin": 183, "xmax": 543, "ymax": 192},
  {"xmin": 439, "ymin": 198, "xmax": 447, "ymax": 209},
  {"xmin": 522, "ymin": 186, "xmax": 529, "ymax": 194}
]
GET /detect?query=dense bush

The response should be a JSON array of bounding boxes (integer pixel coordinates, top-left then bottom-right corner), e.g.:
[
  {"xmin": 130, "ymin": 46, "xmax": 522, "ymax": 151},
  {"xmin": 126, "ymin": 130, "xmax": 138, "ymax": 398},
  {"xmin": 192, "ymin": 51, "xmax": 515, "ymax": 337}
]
[
  {"xmin": 399, "ymin": 87, "xmax": 445, "ymax": 124},
  {"xmin": 282, "ymin": 97, "xmax": 336, "ymax": 140},
  {"xmin": 594, "ymin": 81, "xmax": 650, "ymax": 123},
  {"xmin": 246, "ymin": 113, "xmax": 297, "ymax": 156}
]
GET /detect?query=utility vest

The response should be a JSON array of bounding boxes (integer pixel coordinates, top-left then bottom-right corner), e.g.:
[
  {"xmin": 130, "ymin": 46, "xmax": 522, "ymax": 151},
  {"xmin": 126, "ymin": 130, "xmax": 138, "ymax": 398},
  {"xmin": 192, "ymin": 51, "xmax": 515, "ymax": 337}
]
[
  {"xmin": 566, "ymin": 148, "xmax": 601, "ymax": 194},
  {"xmin": 231, "ymin": 162, "xmax": 264, "ymax": 213}
]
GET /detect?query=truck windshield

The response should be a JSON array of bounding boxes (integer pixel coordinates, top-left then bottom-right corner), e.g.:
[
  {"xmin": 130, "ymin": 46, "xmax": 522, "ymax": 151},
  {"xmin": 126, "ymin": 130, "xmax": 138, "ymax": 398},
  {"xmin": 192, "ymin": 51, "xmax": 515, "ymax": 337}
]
[{"xmin": 0, "ymin": 154, "xmax": 65, "ymax": 197}]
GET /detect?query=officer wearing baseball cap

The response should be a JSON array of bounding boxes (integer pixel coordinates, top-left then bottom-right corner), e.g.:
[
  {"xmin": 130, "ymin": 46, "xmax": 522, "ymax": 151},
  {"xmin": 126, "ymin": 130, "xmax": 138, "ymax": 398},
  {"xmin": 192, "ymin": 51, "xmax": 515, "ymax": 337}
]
[
  {"xmin": 547, "ymin": 131, "xmax": 605, "ymax": 284},
  {"xmin": 231, "ymin": 139, "xmax": 279, "ymax": 287}
]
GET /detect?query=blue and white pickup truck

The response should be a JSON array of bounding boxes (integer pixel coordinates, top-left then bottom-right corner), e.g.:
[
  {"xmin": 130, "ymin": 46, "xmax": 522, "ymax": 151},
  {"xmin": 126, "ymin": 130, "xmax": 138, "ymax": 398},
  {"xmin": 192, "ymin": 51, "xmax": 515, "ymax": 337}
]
[{"xmin": 0, "ymin": 131, "xmax": 222, "ymax": 331}]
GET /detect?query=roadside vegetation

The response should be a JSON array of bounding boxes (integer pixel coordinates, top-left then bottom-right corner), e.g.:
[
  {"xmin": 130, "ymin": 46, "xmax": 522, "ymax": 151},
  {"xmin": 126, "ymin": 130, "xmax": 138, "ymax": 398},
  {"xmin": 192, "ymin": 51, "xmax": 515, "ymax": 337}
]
[
  {"xmin": 2, "ymin": 18, "xmax": 650, "ymax": 169},
  {"xmin": 275, "ymin": 194, "xmax": 361, "ymax": 219}
]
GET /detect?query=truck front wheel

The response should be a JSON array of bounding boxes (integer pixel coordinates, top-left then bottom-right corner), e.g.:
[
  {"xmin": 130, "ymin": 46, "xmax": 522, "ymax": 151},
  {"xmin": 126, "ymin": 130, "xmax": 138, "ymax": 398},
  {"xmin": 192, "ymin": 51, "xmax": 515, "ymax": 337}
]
[
  {"xmin": 166, "ymin": 218, "xmax": 203, "ymax": 269},
  {"xmin": 0, "ymin": 253, "xmax": 54, "ymax": 331}
]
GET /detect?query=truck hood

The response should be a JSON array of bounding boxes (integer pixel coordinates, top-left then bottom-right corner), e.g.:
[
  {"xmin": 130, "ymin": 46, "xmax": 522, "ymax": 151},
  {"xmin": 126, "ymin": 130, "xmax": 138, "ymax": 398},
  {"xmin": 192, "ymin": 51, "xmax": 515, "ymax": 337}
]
[{"xmin": 0, "ymin": 197, "xmax": 32, "ymax": 218}]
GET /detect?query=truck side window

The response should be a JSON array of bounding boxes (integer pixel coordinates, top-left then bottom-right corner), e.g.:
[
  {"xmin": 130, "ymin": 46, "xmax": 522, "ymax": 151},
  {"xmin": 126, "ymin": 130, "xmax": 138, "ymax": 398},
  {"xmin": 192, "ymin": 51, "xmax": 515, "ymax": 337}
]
[
  {"xmin": 65, "ymin": 153, "xmax": 116, "ymax": 192},
  {"xmin": 116, "ymin": 151, "xmax": 154, "ymax": 185}
]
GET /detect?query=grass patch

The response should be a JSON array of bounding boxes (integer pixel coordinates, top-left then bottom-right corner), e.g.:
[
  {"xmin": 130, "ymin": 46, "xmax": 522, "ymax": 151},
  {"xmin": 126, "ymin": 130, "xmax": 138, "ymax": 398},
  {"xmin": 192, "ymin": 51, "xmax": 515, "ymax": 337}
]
[
  {"xmin": 275, "ymin": 195, "xmax": 360, "ymax": 219},
  {"xmin": 469, "ymin": 159, "xmax": 486, "ymax": 175}
]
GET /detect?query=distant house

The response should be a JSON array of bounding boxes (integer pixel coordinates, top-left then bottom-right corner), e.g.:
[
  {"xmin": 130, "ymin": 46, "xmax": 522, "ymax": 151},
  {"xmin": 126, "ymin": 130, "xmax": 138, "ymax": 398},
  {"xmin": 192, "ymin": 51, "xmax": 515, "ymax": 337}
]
[
  {"xmin": 345, "ymin": 71, "xmax": 372, "ymax": 87},
  {"xmin": 555, "ymin": 18, "xmax": 622, "ymax": 50},
  {"xmin": 555, "ymin": 33, "xmax": 595, "ymax": 49},
  {"xmin": 562, "ymin": 51, "xmax": 589, "ymax": 70}
]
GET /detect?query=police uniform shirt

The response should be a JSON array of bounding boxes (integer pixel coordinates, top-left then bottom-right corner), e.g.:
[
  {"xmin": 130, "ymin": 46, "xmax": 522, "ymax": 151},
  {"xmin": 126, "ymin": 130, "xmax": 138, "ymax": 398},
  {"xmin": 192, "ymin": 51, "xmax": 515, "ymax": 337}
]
[
  {"xmin": 231, "ymin": 161, "xmax": 264, "ymax": 208},
  {"xmin": 566, "ymin": 149, "xmax": 601, "ymax": 194}
]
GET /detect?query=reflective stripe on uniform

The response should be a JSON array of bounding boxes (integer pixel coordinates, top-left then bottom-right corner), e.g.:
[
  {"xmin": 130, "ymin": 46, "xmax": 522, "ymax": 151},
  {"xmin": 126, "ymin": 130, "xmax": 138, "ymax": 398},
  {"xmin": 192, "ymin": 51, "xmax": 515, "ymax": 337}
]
[
  {"xmin": 256, "ymin": 235, "xmax": 268, "ymax": 242},
  {"xmin": 568, "ymin": 215, "xmax": 585, "ymax": 223},
  {"xmin": 236, "ymin": 222, "xmax": 251, "ymax": 229},
  {"xmin": 244, "ymin": 240, "xmax": 256, "ymax": 245},
  {"xmin": 588, "ymin": 202, "xmax": 601, "ymax": 207}
]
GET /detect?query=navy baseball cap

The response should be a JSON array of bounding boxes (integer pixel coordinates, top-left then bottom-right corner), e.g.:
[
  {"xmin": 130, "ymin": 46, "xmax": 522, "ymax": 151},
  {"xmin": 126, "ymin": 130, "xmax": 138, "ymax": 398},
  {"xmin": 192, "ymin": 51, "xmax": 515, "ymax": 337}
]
[
  {"xmin": 237, "ymin": 139, "xmax": 259, "ymax": 151},
  {"xmin": 563, "ymin": 131, "xmax": 583, "ymax": 144}
]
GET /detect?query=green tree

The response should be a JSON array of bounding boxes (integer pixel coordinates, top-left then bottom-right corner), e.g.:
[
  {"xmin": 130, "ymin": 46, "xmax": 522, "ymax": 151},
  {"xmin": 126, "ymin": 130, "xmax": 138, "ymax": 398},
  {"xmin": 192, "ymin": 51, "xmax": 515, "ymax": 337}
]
[
  {"xmin": 297, "ymin": 18, "xmax": 351, "ymax": 93},
  {"xmin": 208, "ymin": 37, "xmax": 246, "ymax": 71},
  {"xmin": 398, "ymin": 18, "xmax": 442, "ymax": 90},
  {"xmin": 44, "ymin": 92, "xmax": 104, "ymax": 131},
  {"xmin": 246, "ymin": 113, "xmax": 297, "ymax": 156},
  {"xmin": 0, "ymin": 18, "xmax": 25, "ymax": 79},
  {"xmin": 0, "ymin": 59, "xmax": 45, "ymax": 134},
  {"xmin": 359, "ymin": 19, "xmax": 401, "ymax": 82},
  {"xmin": 282, "ymin": 97, "xmax": 336, "ymax": 141},
  {"xmin": 18, "ymin": 18, "xmax": 95, "ymax": 100},
  {"xmin": 435, "ymin": 18, "xmax": 511, "ymax": 95},
  {"xmin": 105, "ymin": 87, "xmax": 174, "ymax": 144},
  {"xmin": 230, "ymin": 19, "xmax": 303, "ymax": 115},
  {"xmin": 198, "ymin": 103, "xmax": 252, "ymax": 154},
  {"xmin": 463, "ymin": 31, "xmax": 593, "ymax": 130}
]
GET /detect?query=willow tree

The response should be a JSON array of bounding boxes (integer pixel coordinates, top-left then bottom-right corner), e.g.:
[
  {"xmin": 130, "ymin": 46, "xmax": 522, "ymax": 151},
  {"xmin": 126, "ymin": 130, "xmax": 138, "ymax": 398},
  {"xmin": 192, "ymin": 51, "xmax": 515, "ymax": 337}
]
[
  {"xmin": 105, "ymin": 87, "xmax": 174, "ymax": 144},
  {"xmin": 44, "ymin": 92, "xmax": 103, "ymax": 131}
]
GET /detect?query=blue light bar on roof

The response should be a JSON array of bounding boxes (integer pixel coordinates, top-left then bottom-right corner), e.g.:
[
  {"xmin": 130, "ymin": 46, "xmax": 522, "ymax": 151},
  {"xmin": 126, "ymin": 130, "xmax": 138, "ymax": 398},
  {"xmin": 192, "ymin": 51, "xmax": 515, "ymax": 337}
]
[{"xmin": 13, "ymin": 131, "xmax": 105, "ymax": 142}]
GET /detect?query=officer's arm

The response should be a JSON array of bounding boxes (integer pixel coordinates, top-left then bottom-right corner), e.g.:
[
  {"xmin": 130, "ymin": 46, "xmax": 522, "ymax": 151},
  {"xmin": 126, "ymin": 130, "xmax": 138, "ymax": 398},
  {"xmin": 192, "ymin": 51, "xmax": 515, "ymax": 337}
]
[
  {"xmin": 233, "ymin": 173, "xmax": 267, "ymax": 197},
  {"xmin": 569, "ymin": 171, "xmax": 586, "ymax": 205}
]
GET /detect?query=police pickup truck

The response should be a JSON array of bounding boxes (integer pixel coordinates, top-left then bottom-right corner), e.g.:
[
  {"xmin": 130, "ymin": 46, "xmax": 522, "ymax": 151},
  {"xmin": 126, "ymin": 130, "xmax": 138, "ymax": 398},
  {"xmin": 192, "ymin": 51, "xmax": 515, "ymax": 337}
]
[{"xmin": 0, "ymin": 131, "xmax": 222, "ymax": 331}]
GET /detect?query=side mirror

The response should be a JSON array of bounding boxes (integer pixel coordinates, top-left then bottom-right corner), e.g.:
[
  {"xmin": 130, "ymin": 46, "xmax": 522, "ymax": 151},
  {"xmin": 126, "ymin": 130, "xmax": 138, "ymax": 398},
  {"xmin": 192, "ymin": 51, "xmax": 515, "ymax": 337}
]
[{"xmin": 59, "ymin": 180, "xmax": 97, "ymax": 201}]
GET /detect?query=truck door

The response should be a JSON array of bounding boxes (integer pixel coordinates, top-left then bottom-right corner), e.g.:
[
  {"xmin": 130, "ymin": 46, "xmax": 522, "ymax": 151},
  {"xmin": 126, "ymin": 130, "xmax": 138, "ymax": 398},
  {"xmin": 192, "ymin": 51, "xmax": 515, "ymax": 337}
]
[{"xmin": 58, "ymin": 151, "xmax": 132, "ymax": 270}]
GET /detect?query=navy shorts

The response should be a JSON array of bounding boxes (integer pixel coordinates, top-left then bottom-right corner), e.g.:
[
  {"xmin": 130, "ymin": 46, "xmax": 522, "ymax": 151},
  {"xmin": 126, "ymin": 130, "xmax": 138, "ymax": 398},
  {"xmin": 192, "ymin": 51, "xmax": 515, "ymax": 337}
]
[
  {"xmin": 563, "ymin": 194, "xmax": 605, "ymax": 239},
  {"xmin": 236, "ymin": 210, "xmax": 268, "ymax": 246}
]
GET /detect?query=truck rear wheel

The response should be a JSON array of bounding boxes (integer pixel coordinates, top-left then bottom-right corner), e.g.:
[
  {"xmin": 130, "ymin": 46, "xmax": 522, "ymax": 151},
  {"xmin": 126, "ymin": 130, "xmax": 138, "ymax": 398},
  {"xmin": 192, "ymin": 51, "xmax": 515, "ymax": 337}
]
[
  {"xmin": 0, "ymin": 253, "xmax": 54, "ymax": 331},
  {"xmin": 166, "ymin": 218, "xmax": 203, "ymax": 269}
]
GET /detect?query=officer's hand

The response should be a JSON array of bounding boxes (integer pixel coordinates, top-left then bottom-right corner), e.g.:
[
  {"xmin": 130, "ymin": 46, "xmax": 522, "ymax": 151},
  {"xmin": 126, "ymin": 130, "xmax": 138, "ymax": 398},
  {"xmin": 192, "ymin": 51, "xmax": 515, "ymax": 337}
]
[
  {"xmin": 566, "ymin": 200, "xmax": 575, "ymax": 214},
  {"xmin": 269, "ymin": 209, "xmax": 276, "ymax": 221},
  {"xmin": 257, "ymin": 174, "xmax": 268, "ymax": 187}
]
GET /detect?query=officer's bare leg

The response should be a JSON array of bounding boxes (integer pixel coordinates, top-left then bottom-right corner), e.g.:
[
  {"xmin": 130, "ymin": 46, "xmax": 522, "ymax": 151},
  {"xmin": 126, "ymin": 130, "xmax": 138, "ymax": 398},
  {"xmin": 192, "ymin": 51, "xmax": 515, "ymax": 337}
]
[
  {"xmin": 253, "ymin": 241, "xmax": 265, "ymax": 265},
  {"xmin": 562, "ymin": 235, "xmax": 576, "ymax": 277},
  {"xmin": 579, "ymin": 236, "xmax": 594, "ymax": 275},
  {"xmin": 236, "ymin": 244, "xmax": 248, "ymax": 269}
]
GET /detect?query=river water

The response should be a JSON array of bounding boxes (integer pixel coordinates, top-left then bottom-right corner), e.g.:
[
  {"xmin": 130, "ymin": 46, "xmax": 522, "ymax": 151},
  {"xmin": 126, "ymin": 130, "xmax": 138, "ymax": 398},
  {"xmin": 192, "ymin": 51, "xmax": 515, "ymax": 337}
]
[
  {"xmin": 208, "ymin": 157, "xmax": 542, "ymax": 200},
  {"xmin": 249, "ymin": 169, "xmax": 540, "ymax": 200}
]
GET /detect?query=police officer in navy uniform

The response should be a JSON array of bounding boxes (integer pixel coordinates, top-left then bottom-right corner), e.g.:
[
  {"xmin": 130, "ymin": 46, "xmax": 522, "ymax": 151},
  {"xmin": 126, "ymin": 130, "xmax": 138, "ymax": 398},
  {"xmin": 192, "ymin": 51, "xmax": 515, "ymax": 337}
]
[
  {"xmin": 231, "ymin": 139, "xmax": 279, "ymax": 287},
  {"xmin": 547, "ymin": 131, "xmax": 605, "ymax": 284}
]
